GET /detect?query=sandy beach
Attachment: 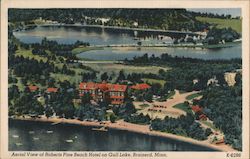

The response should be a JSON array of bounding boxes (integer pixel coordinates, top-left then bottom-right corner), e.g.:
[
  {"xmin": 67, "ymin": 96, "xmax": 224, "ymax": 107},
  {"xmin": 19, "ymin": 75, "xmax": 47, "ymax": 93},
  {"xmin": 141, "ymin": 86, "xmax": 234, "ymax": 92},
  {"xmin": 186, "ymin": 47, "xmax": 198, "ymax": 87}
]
[{"xmin": 11, "ymin": 116, "xmax": 236, "ymax": 152}]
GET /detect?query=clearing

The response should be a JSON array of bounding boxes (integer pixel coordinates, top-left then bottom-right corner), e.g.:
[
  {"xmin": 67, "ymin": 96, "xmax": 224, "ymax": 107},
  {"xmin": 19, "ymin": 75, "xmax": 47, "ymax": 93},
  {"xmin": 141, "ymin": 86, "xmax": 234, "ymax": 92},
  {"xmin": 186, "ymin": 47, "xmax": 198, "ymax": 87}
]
[{"xmin": 196, "ymin": 16, "xmax": 242, "ymax": 33}]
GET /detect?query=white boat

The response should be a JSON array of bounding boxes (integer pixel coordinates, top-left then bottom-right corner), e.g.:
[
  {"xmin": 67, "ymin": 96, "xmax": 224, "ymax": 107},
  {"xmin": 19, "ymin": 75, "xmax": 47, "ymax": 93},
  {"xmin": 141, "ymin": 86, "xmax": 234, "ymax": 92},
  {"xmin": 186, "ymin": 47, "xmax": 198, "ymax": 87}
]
[
  {"xmin": 51, "ymin": 122, "xmax": 61, "ymax": 125},
  {"xmin": 15, "ymin": 143, "xmax": 23, "ymax": 146},
  {"xmin": 46, "ymin": 130, "xmax": 53, "ymax": 134},
  {"xmin": 65, "ymin": 139, "xmax": 73, "ymax": 143},
  {"xmin": 12, "ymin": 135, "xmax": 19, "ymax": 138},
  {"xmin": 33, "ymin": 137, "xmax": 39, "ymax": 140},
  {"xmin": 92, "ymin": 127, "xmax": 108, "ymax": 132},
  {"xmin": 29, "ymin": 131, "xmax": 35, "ymax": 134}
]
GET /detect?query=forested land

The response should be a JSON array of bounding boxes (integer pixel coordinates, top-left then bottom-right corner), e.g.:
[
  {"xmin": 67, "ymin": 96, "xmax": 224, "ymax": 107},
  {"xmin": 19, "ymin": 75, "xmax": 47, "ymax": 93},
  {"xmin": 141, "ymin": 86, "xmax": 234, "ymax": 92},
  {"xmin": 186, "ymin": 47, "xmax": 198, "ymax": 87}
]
[{"xmin": 125, "ymin": 53, "xmax": 242, "ymax": 150}]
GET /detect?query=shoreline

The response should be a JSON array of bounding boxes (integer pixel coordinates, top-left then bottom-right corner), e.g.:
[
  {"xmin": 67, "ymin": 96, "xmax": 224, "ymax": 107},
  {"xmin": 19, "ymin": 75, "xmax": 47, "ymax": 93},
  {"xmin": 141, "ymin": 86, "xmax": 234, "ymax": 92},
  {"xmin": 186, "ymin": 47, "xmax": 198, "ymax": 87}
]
[{"xmin": 10, "ymin": 116, "xmax": 236, "ymax": 152}]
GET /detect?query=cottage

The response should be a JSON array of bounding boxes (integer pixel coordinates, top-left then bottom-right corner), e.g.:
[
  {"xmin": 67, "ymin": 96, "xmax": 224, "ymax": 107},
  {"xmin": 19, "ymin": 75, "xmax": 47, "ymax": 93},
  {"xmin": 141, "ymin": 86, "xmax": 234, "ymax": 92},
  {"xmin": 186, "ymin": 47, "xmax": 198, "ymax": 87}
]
[
  {"xmin": 191, "ymin": 105, "xmax": 202, "ymax": 113},
  {"xmin": 199, "ymin": 114, "xmax": 207, "ymax": 121},
  {"xmin": 130, "ymin": 83, "xmax": 151, "ymax": 90},
  {"xmin": 46, "ymin": 87, "xmax": 58, "ymax": 93},
  {"xmin": 28, "ymin": 85, "xmax": 39, "ymax": 92}
]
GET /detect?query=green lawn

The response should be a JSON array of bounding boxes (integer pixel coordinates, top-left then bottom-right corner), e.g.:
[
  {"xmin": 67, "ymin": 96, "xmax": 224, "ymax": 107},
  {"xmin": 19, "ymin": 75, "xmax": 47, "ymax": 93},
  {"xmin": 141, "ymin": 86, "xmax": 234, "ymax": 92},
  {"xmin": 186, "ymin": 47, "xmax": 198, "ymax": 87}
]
[
  {"xmin": 72, "ymin": 46, "xmax": 103, "ymax": 55},
  {"xmin": 166, "ymin": 90, "xmax": 175, "ymax": 99},
  {"xmin": 139, "ymin": 103, "xmax": 150, "ymax": 108},
  {"xmin": 186, "ymin": 93, "xmax": 201, "ymax": 100},
  {"xmin": 15, "ymin": 48, "xmax": 48, "ymax": 62},
  {"xmin": 157, "ymin": 90, "xmax": 175, "ymax": 102},
  {"xmin": 84, "ymin": 63, "xmax": 168, "ymax": 75},
  {"xmin": 196, "ymin": 16, "xmax": 242, "ymax": 33},
  {"xmin": 200, "ymin": 120, "xmax": 219, "ymax": 131},
  {"xmin": 142, "ymin": 78, "xmax": 166, "ymax": 87},
  {"xmin": 50, "ymin": 73, "xmax": 82, "ymax": 84},
  {"xmin": 173, "ymin": 103, "xmax": 193, "ymax": 114}
]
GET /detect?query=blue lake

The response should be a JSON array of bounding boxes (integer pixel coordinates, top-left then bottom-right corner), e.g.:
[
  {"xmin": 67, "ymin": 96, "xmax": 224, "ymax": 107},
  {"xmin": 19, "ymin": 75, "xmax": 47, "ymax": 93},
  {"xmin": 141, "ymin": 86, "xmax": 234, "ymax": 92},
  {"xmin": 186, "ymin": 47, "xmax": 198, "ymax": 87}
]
[
  {"xmin": 9, "ymin": 119, "xmax": 218, "ymax": 151},
  {"xmin": 13, "ymin": 26, "xmax": 241, "ymax": 60}
]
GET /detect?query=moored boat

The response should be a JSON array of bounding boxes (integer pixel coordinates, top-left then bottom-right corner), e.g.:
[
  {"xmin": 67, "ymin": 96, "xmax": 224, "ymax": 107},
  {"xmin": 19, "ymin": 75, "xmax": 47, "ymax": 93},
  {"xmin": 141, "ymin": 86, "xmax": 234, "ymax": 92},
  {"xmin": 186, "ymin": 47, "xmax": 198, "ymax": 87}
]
[{"xmin": 92, "ymin": 126, "xmax": 108, "ymax": 132}]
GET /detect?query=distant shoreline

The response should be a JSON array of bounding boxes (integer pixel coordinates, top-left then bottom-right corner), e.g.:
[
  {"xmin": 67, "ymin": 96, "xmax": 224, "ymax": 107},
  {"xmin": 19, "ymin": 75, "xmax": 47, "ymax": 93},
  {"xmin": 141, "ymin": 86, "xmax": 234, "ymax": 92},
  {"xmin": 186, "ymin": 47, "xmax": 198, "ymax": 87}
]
[{"xmin": 10, "ymin": 116, "xmax": 236, "ymax": 152}]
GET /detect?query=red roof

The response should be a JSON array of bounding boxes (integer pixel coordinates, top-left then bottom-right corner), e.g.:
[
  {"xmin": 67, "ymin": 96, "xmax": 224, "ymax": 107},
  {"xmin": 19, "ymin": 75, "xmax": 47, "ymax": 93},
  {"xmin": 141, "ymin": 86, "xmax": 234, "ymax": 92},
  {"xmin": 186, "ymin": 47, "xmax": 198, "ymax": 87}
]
[
  {"xmin": 109, "ymin": 84, "xmax": 127, "ymax": 92},
  {"xmin": 79, "ymin": 82, "xmax": 127, "ymax": 92},
  {"xmin": 110, "ymin": 96, "xmax": 125, "ymax": 99},
  {"xmin": 28, "ymin": 85, "xmax": 38, "ymax": 92},
  {"xmin": 98, "ymin": 83, "xmax": 109, "ymax": 91},
  {"xmin": 199, "ymin": 114, "xmax": 207, "ymax": 120},
  {"xmin": 47, "ymin": 87, "xmax": 58, "ymax": 93},
  {"xmin": 79, "ymin": 82, "xmax": 97, "ymax": 90},
  {"xmin": 131, "ymin": 83, "xmax": 151, "ymax": 90},
  {"xmin": 111, "ymin": 101, "xmax": 123, "ymax": 105},
  {"xmin": 191, "ymin": 105, "xmax": 202, "ymax": 113}
]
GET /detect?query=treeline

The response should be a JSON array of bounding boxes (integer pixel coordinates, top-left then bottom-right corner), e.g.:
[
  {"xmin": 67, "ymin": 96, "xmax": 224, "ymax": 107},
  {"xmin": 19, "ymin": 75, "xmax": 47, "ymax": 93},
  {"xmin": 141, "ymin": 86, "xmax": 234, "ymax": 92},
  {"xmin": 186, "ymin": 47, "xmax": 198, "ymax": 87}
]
[
  {"xmin": 8, "ymin": 9, "xmax": 210, "ymax": 31},
  {"xmin": 190, "ymin": 11, "xmax": 240, "ymax": 19},
  {"xmin": 151, "ymin": 114, "xmax": 212, "ymax": 140},
  {"xmin": 9, "ymin": 56, "xmax": 54, "ymax": 78},
  {"xmin": 204, "ymin": 27, "xmax": 240, "ymax": 44},
  {"xmin": 29, "ymin": 38, "xmax": 89, "ymax": 59},
  {"xmin": 198, "ymin": 82, "xmax": 242, "ymax": 150},
  {"xmin": 9, "ymin": 55, "xmax": 76, "ymax": 86}
]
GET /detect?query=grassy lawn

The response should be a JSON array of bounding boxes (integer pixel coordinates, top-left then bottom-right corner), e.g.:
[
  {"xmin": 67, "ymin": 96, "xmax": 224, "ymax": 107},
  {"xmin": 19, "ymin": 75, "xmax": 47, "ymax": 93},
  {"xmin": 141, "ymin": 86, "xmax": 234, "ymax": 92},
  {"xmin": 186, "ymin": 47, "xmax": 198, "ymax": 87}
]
[
  {"xmin": 142, "ymin": 78, "xmax": 166, "ymax": 87},
  {"xmin": 50, "ymin": 73, "xmax": 82, "ymax": 84},
  {"xmin": 196, "ymin": 16, "xmax": 242, "ymax": 33},
  {"xmin": 200, "ymin": 120, "xmax": 219, "ymax": 131},
  {"xmin": 157, "ymin": 90, "xmax": 175, "ymax": 101},
  {"xmin": 72, "ymin": 46, "xmax": 103, "ymax": 55},
  {"xmin": 166, "ymin": 90, "xmax": 175, "ymax": 99},
  {"xmin": 84, "ymin": 63, "xmax": 168, "ymax": 75},
  {"xmin": 173, "ymin": 103, "xmax": 193, "ymax": 114},
  {"xmin": 186, "ymin": 93, "xmax": 201, "ymax": 100},
  {"xmin": 139, "ymin": 103, "xmax": 150, "ymax": 108},
  {"xmin": 15, "ymin": 48, "xmax": 48, "ymax": 62}
]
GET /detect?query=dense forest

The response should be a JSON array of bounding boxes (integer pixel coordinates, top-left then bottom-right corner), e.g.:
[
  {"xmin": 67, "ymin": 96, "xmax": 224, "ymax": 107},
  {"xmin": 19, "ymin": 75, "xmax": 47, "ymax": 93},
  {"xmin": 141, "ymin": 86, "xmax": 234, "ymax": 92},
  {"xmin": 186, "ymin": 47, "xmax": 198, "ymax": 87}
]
[
  {"xmin": 151, "ymin": 114, "xmax": 212, "ymax": 140},
  {"xmin": 198, "ymin": 82, "xmax": 242, "ymax": 150},
  {"xmin": 125, "ymin": 53, "xmax": 241, "ymax": 92},
  {"xmin": 8, "ymin": 9, "xmax": 210, "ymax": 31}
]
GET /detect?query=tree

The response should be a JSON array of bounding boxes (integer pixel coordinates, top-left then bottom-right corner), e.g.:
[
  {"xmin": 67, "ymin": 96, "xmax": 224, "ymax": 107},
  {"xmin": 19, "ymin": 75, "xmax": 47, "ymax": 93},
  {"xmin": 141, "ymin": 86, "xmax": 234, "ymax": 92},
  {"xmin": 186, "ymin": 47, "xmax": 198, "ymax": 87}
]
[
  {"xmin": 205, "ymin": 128, "xmax": 213, "ymax": 136},
  {"xmin": 101, "ymin": 72, "xmax": 109, "ymax": 81},
  {"xmin": 81, "ymin": 93, "xmax": 92, "ymax": 104},
  {"xmin": 144, "ymin": 90, "xmax": 153, "ymax": 102},
  {"xmin": 45, "ymin": 106, "xmax": 54, "ymax": 118},
  {"xmin": 110, "ymin": 113, "xmax": 117, "ymax": 123},
  {"xmin": 116, "ymin": 70, "xmax": 126, "ymax": 82}
]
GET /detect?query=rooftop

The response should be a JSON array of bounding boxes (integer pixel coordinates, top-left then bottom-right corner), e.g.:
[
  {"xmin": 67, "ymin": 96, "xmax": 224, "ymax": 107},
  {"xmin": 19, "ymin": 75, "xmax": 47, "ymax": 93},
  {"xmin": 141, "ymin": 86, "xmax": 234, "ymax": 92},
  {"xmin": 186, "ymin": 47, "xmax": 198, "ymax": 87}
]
[
  {"xmin": 47, "ymin": 87, "xmax": 58, "ymax": 93},
  {"xmin": 79, "ymin": 82, "xmax": 127, "ymax": 92},
  {"xmin": 131, "ymin": 83, "xmax": 151, "ymax": 90},
  {"xmin": 28, "ymin": 85, "xmax": 39, "ymax": 92}
]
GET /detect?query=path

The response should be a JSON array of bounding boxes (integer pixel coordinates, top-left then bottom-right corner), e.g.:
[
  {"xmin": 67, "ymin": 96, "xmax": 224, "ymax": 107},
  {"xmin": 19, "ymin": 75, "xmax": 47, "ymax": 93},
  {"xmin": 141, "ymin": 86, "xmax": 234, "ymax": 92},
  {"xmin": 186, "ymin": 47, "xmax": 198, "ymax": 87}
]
[{"xmin": 134, "ymin": 90, "xmax": 200, "ymax": 119}]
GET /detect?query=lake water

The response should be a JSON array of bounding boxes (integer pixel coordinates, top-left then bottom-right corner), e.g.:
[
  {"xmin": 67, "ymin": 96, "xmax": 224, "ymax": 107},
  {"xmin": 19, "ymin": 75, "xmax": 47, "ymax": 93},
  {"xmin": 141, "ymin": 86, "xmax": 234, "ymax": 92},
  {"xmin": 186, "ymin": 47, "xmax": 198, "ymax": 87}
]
[
  {"xmin": 13, "ymin": 26, "xmax": 241, "ymax": 60},
  {"xmin": 9, "ymin": 119, "xmax": 217, "ymax": 151},
  {"xmin": 77, "ymin": 46, "xmax": 242, "ymax": 60}
]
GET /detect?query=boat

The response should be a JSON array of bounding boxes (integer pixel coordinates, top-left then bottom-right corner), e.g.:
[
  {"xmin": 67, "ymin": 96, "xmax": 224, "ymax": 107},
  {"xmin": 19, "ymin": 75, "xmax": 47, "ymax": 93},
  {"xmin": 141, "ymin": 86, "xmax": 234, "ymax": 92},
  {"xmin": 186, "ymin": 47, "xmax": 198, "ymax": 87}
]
[
  {"xmin": 65, "ymin": 139, "xmax": 73, "ymax": 143},
  {"xmin": 51, "ymin": 122, "xmax": 61, "ymax": 125},
  {"xmin": 92, "ymin": 127, "xmax": 108, "ymax": 132},
  {"xmin": 46, "ymin": 130, "xmax": 53, "ymax": 134},
  {"xmin": 29, "ymin": 131, "xmax": 35, "ymax": 134},
  {"xmin": 33, "ymin": 137, "xmax": 39, "ymax": 140},
  {"xmin": 12, "ymin": 135, "xmax": 19, "ymax": 138},
  {"xmin": 15, "ymin": 143, "xmax": 23, "ymax": 146}
]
